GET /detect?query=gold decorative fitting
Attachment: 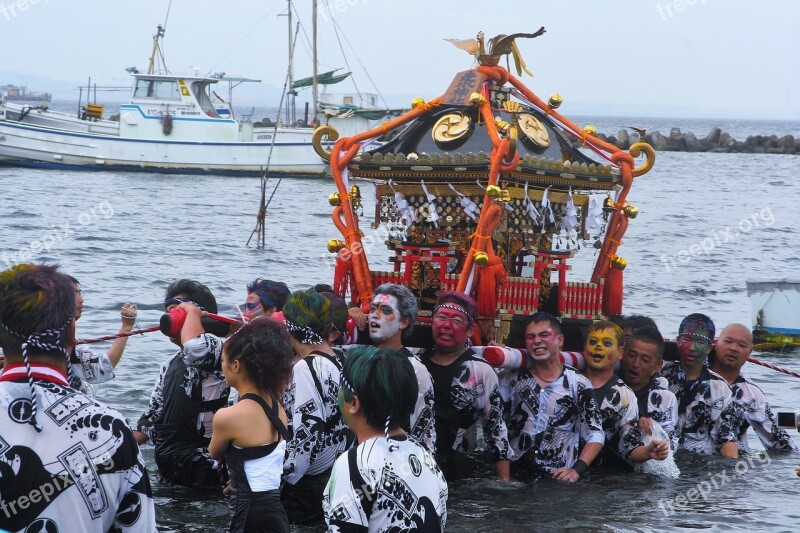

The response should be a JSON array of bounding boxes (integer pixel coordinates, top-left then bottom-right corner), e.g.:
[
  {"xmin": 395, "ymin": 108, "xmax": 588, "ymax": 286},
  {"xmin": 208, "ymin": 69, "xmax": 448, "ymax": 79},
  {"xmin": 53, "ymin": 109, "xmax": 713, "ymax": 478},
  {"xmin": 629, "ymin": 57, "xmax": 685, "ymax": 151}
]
[
  {"xmin": 432, "ymin": 113, "xmax": 474, "ymax": 150},
  {"xmin": 350, "ymin": 185, "xmax": 361, "ymax": 199},
  {"xmin": 411, "ymin": 97, "xmax": 426, "ymax": 109},
  {"xmin": 610, "ymin": 256, "xmax": 628, "ymax": 270},
  {"xmin": 583, "ymin": 125, "xmax": 597, "ymax": 136},
  {"xmin": 503, "ymin": 101, "xmax": 523, "ymax": 113},
  {"xmin": 603, "ymin": 196, "xmax": 616, "ymax": 213},
  {"xmin": 494, "ymin": 117, "xmax": 511, "ymax": 134},
  {"xmin": 622, "ymin": 203, "xmax": 639, "ymax": 219},
  {"xmin": 469, "ymin": 92, "xmax": 487, "ymax": 107},
  {"xmin": 548, "ymin": 93, "xmax": 563, "ymax": 109},
  {"xmin": 327, "ymin": 239, "xmax": 346, "ymax": 253},
  {"xmin": 312, "ymin": 125, "xmax": 339, "ymax": 161},
  {"xmin": 500, "ymin": 190, "xmax": 512, "ymax": 202},
  {"xmin": 486, "ymin": 185, "xmax": 502, "ymax": 198},
  {"xmin": 629, "ymin": 142, "xmax": 656, "ymax": 177},
  {"xmin": 328, "ymin": 193, "xmax": 342, "ymax": 206},
  {"xmin": 474, "ymin": 251, "xmax": 489, "ymax": 266},
  {"xmin": 517, "ymin": 113, "xmax": 550, "ymax": 153}
]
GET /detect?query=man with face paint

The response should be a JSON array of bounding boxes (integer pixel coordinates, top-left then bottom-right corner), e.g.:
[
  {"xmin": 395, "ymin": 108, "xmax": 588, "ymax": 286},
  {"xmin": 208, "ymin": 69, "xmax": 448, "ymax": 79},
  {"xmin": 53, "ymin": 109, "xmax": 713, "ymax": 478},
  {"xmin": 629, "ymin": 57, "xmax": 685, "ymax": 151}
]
[
  {"xmin": 243, "ymin": 278, "xmax": 290, "ymax": 321},
  {"xmin": 582, "ymin": 321, "xmax": 669, "ymax": 467},
  {"xmin": 621, "ymin": 326, "xmax": 680, "ymax": 451},
  {"xmin": 710, "ymin": 323, "xmax": 797, "ymax": 453},
  {"xmin": 660, "ymin": 313, "xmax": 739, "ymax": 458},
  {"xmin": 368, "ymin": 283, "xmax": 437, "ymax": 454},
  {"xmin": 422, "ymin": 291, "xmax": 513, "ymax": 482},
  {"xmin": 498, "ymin": 312, "xmax": 604, "ymax": 482}
]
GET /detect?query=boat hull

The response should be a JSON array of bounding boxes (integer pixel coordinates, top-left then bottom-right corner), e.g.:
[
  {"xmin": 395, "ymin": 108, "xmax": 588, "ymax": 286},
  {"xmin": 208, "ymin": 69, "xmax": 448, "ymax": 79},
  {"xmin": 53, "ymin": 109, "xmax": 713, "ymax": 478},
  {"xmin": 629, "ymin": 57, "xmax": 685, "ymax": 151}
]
[
  {"xmin": 0, "ymin": 119, "xmax": 331, "ymax": 177},
  {"xmin": 746, "ymin": 279, "xmax": 800, "ymax": 350}
]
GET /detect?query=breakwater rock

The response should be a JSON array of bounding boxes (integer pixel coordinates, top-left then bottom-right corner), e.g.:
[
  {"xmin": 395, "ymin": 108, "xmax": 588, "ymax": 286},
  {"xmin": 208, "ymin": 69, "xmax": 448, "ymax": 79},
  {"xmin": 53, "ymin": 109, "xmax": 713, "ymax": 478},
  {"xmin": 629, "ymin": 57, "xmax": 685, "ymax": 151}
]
[{"xmin": 596, "ymin": 127, "xmax": 798, "ymax": 155}]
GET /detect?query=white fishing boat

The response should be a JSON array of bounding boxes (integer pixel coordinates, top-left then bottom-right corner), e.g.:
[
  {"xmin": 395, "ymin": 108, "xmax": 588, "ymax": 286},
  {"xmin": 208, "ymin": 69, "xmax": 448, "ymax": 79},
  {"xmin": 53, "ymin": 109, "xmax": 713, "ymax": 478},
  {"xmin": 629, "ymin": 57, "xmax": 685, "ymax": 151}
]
[
  {"xmin": 746, "ymin": 278, "xmax": 800, "ymax": 349},
  {"xmin": 0, "ymin": 2, "xmax": 390, "ymax": 177}
]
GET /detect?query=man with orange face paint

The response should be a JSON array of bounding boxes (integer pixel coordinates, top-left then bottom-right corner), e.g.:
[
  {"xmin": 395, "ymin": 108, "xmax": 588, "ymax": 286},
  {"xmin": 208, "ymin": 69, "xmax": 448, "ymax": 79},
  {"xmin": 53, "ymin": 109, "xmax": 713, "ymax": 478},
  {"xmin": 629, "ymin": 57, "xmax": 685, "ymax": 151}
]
[
  {"xmin": 660, "ymin": 313, "xmax": 739, "ymax": 458},
  {"xmin": 498, "ymin": 312, "xmax": 604, "ymax": 482},
  {"xmin": 582, "ymin": 321, "xmax": 669, "ymax": 467}
]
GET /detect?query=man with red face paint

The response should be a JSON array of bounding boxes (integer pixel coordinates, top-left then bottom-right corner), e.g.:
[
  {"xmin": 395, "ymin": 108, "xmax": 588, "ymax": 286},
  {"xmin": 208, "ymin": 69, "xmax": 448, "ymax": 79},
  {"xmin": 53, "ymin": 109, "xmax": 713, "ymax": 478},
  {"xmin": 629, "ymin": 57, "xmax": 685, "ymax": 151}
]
[
  {"xmin": 421, "ymin": 291, "xmax": 513, "ymax": 481},
  {"xmin": 367, "ymin": 283, "xmax": 437, "ymax": 454},
  {"xmin": 582, "ymin": 321, "xmax": 669, "ymax": 467},
  {"xmin": 498, "ymin": 312, "xmax": 604, "ymax": 482},
  {"xmin": 660, "ymin": 313, "xmax": 739, "ymax": 458}
]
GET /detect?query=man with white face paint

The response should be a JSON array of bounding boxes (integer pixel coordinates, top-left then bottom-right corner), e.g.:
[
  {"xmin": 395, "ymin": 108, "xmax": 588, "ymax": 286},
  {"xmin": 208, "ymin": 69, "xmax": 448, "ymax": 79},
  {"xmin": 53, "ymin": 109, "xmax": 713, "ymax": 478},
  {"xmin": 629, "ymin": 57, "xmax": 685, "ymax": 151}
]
[{"xmin": 368, "ymin": 283, "xmax": 437, "ymax": 454}]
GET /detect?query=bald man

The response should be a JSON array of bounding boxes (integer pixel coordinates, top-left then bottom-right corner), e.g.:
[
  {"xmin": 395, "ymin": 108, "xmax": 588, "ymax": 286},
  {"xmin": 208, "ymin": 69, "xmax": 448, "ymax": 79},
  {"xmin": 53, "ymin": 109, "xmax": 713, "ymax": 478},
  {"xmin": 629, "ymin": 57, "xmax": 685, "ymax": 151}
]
[{"xmin": 710, "ymin": 323, "xmax": 797, "ymax": 453}]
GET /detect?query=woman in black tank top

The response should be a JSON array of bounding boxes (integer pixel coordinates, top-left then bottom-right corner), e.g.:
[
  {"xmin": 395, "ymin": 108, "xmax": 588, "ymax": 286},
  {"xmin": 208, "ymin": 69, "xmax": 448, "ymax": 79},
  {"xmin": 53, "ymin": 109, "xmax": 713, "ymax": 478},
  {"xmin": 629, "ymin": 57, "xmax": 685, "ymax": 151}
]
[{"xmin": 209, "ymin": 319, "xmax": 295, "ymax": 533}]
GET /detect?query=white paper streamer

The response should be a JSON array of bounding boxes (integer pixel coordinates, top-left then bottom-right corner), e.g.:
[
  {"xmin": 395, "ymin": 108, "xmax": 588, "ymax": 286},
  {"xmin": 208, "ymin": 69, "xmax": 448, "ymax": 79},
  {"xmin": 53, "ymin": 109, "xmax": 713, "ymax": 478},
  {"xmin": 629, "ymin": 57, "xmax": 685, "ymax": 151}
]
[
  {"xmin": 420, "ymin": 180, "xmax": 439, "ymax": 228},
  {"xmin": 448, "ymin": 183, "xmax": 479, "ymax": 221}
]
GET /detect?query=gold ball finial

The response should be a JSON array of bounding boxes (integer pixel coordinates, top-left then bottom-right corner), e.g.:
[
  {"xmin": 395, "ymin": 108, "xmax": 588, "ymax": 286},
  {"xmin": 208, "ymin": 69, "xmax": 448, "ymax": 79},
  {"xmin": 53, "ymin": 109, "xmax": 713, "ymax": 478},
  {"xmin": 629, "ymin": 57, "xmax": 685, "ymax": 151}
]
[
  {"xmin": 474, "ymin": 251, "xmax": 489, "ymax": 266},
  {"xmin": 610, "ymin": 255, "xmax": 628, "ymax": 270},
  {"xmin": 548, "ymin": 93, "xmax": 563, "ymax": 109},
  {"xmin": 469, "ymin": 92, "xmax": 487, "ymax": 107},
  {"xmin": 411, "ymin": 97, "xmax": 426, "ymax": 109},
  {"xmin": 328, "ymin": 192, "xmax": 342, "ymax": 206},
  {"xmin": 583, "ymin": 125, "xmax": 597, "ymax": 136},
  {"xmin": 327, "ymin": 239, "xmax": 346, "ymax": 253},
  {"xmin": 486, "ymin": 185, "xmax": 502, "ymax": 198},
  {"xmin": 622, "ymin": 203, "xmax": 639, "ymax": 219}
]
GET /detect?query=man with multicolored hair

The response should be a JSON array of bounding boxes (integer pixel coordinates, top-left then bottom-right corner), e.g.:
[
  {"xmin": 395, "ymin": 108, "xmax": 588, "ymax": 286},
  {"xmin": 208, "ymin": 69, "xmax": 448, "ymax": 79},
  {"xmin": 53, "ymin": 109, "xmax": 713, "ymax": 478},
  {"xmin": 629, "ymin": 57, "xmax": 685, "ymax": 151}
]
[
  {"xmin": 660, "ymin": 313, "xmax": 739, "ymax": 457},
  {"xmin": 0, "ymin": 263, "xmax": 156, "ymax": 531},
  {"xmin": 421, "ymin": 291, "xmax": 512, "ymax": 481},
  {"xmin": 243, "ymin": 278, "xmax": 290, "ymax": 320}
]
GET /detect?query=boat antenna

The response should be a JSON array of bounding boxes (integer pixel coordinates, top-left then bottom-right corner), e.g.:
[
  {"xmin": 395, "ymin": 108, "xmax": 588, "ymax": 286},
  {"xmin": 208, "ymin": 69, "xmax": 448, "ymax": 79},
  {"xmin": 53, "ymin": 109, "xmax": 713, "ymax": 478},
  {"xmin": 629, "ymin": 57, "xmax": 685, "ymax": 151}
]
[
  {"xmin": 147, "ymin": 0, "xmax": 172, "ymax": 74},
  {"xmin": 246, "ymin": 23, "xmax": 301, "ymax": 249}
]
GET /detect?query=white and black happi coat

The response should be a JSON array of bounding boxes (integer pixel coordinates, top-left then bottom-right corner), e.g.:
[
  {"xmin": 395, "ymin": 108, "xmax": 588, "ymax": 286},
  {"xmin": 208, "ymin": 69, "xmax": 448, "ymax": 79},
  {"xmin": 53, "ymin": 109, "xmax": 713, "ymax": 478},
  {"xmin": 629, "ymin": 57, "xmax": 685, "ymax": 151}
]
[
  {"xmin": 728, "ymin": 372, "xmax": 798, "ymax": 453},
  {"xmin": 499, "ymin": 365, "xmax": 605, "ymax": 472},
  {"xmin": 0, "ymin": 364, "xmax": 156, "ymax": 532},
  {"xmin": 323, "ymin": 434, "xmax": 448, "ymax": 532}
]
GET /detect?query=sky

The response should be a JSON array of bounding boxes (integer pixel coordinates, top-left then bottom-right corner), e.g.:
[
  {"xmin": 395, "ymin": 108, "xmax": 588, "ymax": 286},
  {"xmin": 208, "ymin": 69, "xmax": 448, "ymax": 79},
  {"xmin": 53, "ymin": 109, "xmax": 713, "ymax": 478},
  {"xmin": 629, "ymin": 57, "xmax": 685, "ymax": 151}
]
[{"xmin": 0, "ymin": 0, "xmax": 798, "ymax": 119}]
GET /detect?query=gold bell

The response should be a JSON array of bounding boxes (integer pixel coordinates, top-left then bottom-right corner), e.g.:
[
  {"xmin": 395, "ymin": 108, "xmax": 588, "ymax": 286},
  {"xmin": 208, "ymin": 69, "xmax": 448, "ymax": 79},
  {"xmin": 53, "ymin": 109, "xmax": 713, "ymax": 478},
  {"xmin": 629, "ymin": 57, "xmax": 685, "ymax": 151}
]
[
  {"xmin": 327, "ymin": 239, "xmax": 346, "ymax": 253},
  {"xmin": 486, "ymin": 185, "xmax": 502, "ymax": 198},
  {"xmin": 350, "ymin": 185, "xmax": 361, "ymax": 199},
  {"xmin": 411, "ymin": 97, "xmax": 426, "ymax": 109},
  {"xmin": 469, "ymin": 92, "xmax": 487, "ymax": 107},
  {"xmin": 583, "ymin": 125, "xmax": 597, "ymax": 136},
  {"xmin": 500, "ymin": 190, "xmax": 512, "ymax": 202},
  {"xmin": 603, "ymin": 196, "xmax": 616, "ymax": 213},
  {"xmin": 474, "ymin": 251, "xmax": 489, "ymax": 266},
  {"xmin": 610, "ymin": 255, "xmax": 628, "ymax": 270},
  {"xmin": 548, "ymin": 93, "xmax": 563, "ymax": 109},
  {"xmin": 328, "ymin": 193, "xmax": 342, "ymax": 206},
  {"xmin": 622, "ymin": 203, "xmax": 639, "ymax": 219}
]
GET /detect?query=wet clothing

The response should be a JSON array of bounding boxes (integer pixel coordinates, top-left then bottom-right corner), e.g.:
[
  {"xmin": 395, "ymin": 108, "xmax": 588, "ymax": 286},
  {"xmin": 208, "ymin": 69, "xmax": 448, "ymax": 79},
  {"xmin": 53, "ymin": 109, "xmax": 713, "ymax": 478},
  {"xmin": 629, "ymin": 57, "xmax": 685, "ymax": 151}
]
[
  {"xmin": 421, "ymin": 348, "xmax": 512, "ymax": 478},
  {"xmin": 498, "ymin": 364, "xmax": 604, "ymax": 474},
  {"xmin": 323, "ymin": 434, "xmax": 448, "ymax": 532},
  {"xmin": 136, "ymin": 334, "xmax": 229, "ymax": 489},
  {"xmin": 282, "ymin": 351, "xmax": 355, "ymax": 523},
  {"xmin": 660, "ymin": 361, "xmax": 738, "ymax": 454},
  {"xmin": 226, "ymin": 394, "xmax": 289, "ymax": 533},
  {"xmin": 0, "ymin": 363, "xmax": 156, "ymax": 532},
  {"xmin": 591, "ymin": 376, "xmax": 645, "ymax": 463},
  {"xmin": 727, "ymin": 372, "xmax": 798, "ymax": 453},
  {"xmin": 631, "ymin": 374, "xmax": 680, "ymax": 451},
  {"xmin": 400, "ymin": 347, "xmax": 437, "ymax": 455}
]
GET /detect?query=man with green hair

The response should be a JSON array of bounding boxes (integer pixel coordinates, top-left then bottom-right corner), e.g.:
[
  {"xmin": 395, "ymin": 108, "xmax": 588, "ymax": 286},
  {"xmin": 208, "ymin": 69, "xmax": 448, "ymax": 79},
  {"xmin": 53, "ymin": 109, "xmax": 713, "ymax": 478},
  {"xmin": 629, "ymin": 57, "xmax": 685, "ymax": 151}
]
[{"xmin": 324, "ymin": 346, "xmax": 448, "ymax": 531}]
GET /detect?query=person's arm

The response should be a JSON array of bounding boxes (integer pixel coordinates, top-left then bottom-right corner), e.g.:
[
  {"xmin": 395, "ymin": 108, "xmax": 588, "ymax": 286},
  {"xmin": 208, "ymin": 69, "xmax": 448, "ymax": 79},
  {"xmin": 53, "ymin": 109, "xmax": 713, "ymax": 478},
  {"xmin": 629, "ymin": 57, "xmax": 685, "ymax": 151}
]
[
  {"xmin": 711, "ymin": 379, "xmax": 740, "ymax": 459},
  {"xmin": 476, "ymin": 362, "xmax": 513, "ymax": 481},
  {"xmin": 208, "ymin": 406, "xmax": 233, "ymax": 460},
  {"xmin": 112, "ymin": 425, "xmax": 158, "ymax": 531},
  {"xmin": 283, "ymin": 363, "xmax": 321, "ymax": 484},
  {"xmin": 179, "ymin": 302, "xmax": 223, "ymax": 371},
  {"xmin": 409, "ymin": 359, "xmax": 437, "ymax": 455},
  {"xmin": 748, "ymin": 387, "xmax": 799, "ymax": 451},
  {"xmin": 323, "ymin": 454, "xmax": 370, "ymax": 532},
  {"xmin": 133, "ymin": 360, "xmax": 169, "ymax": 445},
  {"xmin": 107, "ymin": 302, "xmax": 137, "ymax": 367},
  {"xmin": 552, "ymin": 443, "xmax": 603, "ymax": 482},
  {"xmin": 552, "ymin": 380, "xmax": 605, "ymax": 482}
]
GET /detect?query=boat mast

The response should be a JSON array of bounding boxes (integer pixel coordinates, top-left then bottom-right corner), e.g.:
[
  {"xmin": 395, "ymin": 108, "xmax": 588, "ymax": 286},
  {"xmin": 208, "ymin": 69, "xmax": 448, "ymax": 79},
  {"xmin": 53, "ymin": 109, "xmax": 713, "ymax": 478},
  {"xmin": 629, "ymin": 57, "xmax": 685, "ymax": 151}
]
[
  {"xmin": 147, "ymin": 24, "xmax": 167, "ymax": 75},
  {"xmin": 312, "ymin": 0, "xmax": 318, "ymax": 127}
]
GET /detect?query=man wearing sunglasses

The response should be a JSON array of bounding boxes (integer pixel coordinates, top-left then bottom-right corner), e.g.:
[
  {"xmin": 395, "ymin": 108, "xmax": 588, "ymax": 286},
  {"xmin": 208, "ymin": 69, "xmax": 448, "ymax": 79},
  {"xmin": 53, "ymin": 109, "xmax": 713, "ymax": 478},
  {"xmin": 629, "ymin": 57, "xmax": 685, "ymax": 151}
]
[
  {"xmin": 660, "ymin": 313, "xmax": 739, "ymax": 458},
  {"xmin": 133, "ymin": 279, "xmax": 231, "ymax": 490}
]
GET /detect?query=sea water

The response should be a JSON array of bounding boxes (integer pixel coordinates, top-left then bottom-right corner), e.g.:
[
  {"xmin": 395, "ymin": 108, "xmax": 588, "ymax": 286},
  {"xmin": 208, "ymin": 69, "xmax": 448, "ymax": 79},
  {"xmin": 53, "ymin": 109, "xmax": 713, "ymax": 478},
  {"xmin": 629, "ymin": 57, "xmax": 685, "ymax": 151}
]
[{"xmin": 1, "ymin": 117, "xmax": 799, "ymax": 532}]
